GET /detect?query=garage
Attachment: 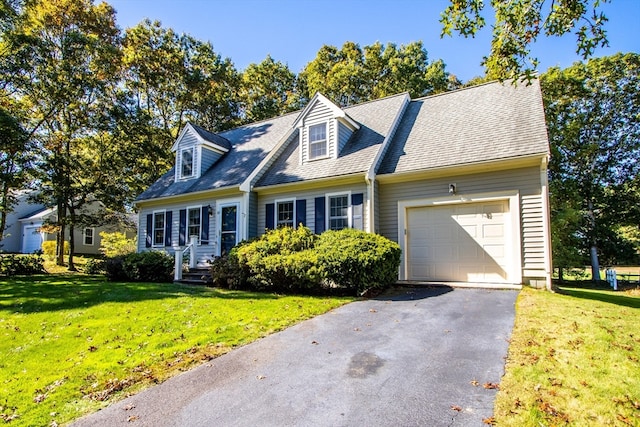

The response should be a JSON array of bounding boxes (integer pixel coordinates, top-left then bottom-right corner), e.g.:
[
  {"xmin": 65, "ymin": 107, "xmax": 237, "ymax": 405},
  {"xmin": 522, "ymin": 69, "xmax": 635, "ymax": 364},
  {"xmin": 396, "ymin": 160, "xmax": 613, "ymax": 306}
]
[{"xmin": 406, "ymin": 200, "xmax": 512, "ymax": 283}]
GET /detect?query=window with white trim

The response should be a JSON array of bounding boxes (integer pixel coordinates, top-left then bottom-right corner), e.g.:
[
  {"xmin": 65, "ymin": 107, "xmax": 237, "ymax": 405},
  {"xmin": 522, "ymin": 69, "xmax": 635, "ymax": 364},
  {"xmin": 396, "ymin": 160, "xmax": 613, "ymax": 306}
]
[
  {"xmin": 181, "ymin": 147, "xmax": 194, "ymax": 178},
  {"xmin": 83, "ymin": 227, "xmax": 95, "ymax": 246},
  {"xmin": 277, "ymin": 200, "xmax": 295, "ymax": 228},
  {"xmin": 329, "ymin": 194, "xmax": 349, "ymax": 230},
  {"xmin": 309, "ymin": 123, "xmax": 327, "ymax": 159},
  {"xmin": 187, "ymin": 206, "xmax": 201, "ymax": 240},
  {"xmin": 153, "ymin": 211, "xmax": 165, "ymax": 246}
]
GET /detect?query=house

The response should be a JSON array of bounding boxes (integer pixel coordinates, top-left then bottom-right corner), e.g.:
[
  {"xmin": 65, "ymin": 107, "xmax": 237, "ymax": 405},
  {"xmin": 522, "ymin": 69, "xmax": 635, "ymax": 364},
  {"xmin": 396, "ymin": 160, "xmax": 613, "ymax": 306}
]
[
  {"xmin": 1, "ymin": 192, "xmax": 136, "ymax": 254},
  {"xmin": 135, "ymin": 81, "xmax": 552, "ymax": 288}
]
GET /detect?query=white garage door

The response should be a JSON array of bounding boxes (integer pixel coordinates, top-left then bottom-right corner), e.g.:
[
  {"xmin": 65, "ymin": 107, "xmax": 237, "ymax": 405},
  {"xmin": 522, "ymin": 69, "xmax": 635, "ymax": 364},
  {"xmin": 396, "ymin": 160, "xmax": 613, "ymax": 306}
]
[
  {"xmin": 23, "ymin": 225, "xmax": 43, "ymax": 254},
  {"xmin": 407, "ymin": 201, "xmax": 510, "ymax": 283}
]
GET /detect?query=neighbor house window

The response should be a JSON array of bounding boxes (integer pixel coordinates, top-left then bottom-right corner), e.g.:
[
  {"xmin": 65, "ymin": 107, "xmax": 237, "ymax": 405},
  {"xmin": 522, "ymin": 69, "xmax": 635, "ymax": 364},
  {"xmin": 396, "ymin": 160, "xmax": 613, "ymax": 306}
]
[
  {"xmin": 187, "ymin": 207, "xmax": 201, "ymax": 240},
  {"xmin": 83, "ymin": 227, "xmax": 94, "ymax": 245},
  {"xmin": 153, "ymin": 211, "xmax": 165, "ymax": 246},
  {"xmin": 277, "ymin": 200, "xmax": 295, "ymax": 228},
  {"xmin": 309, "ymin": 123, "xmax": 327, "ymax": 159},
  {"xmin": 181, "ymin": 147, "xmax": 194, "ymax": 178},
  {"xmin": 329, "ymin": 194, "xmax": 349, "ymax": 230}
]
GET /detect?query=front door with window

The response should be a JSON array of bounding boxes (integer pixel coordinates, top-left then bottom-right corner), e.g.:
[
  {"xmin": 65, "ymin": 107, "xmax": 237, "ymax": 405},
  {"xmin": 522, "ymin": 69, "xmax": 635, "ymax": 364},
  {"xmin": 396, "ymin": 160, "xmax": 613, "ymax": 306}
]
[{"xmin": 219, "ymin": 204, "xmax": 238, "ymax": 256}]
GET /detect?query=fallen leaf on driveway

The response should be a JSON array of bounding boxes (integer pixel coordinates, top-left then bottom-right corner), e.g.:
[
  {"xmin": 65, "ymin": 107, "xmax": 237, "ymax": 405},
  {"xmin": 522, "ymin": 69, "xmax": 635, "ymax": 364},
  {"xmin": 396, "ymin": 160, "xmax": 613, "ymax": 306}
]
[
  {"xmin": 482, "ymin": 417, "xmax": 496, "ymax": 425},
  {"xmin": 483, "ymin": 382, "xmax": 500, "ymax": 389},
  {"xmin": 256, "ymin": 375, "xmax": 266, "ymax": 380},
  {"xmin": 450, "ymin": 405, "xmax": 462, "ymax": 412},
  {"xmin": 369, "ymin": 309, "xmax": 377, "ymax": 313},
  {"xmin": 124, "ymin": 404, "xmax": 135, "ymax": 411},
  {"xmin": 311, "ymin": 340, "xmax": 319, "ymax": 345},
  {"xmin": 127, "ymin": 415, "xmax": 139, "ymax": 422},
  {"xmin": 470, "ymin": 379, "xmax": 479, "ymax": 386}
]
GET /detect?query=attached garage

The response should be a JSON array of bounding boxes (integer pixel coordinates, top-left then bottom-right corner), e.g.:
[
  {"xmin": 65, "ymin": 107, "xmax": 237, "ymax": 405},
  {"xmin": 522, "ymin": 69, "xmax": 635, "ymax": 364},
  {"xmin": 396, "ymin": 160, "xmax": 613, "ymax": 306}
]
[{"xmin": 398, "ymin": 192, "xmax": 523, "ymax": 284}]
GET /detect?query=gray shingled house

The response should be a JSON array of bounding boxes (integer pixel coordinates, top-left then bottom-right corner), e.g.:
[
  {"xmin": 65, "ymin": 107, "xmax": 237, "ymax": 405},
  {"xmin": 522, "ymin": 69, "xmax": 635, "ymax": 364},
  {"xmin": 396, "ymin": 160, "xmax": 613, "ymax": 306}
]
[{"xmin": 135, "ymin": 81, "xmax": 552, "ymax": 288}]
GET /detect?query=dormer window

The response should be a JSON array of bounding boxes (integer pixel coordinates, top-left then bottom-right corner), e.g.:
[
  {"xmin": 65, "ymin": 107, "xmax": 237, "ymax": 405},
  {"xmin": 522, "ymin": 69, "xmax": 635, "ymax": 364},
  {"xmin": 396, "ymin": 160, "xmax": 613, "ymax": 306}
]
[
  {"xmin": 309, "ymin": 123, "xmax": 327, "ymax": 160},
  {"xmin": 181, "ymin": 147, "xmax": 194, "ymax": 178}
]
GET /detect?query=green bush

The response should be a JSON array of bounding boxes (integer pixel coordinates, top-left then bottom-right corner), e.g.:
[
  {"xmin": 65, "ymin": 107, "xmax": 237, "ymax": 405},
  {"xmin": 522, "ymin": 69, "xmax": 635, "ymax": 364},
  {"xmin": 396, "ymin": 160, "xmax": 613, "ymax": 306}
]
[
  {"xmin": 226, "ymin": 226, "xmax": 401, "ymax": 295},
  {"xmin": 99, "ymin": 231, "xmax": 137, "ymax": 257},
  {"xmin": 0, "ymin": 254, "xmax": 46, "ymax": 276},
  {"xmin": 42, "ymin": 240, "xmax": 69, "ymax": 259},
  {"xmin": 316, "ymin": 228, "xmax": 401, "ymax": 295},
  {"xmin": 121, "ymin": 251, "xmax": 174, "ymax": 282},
  {"xmin": 104, "ymin": 256, "xmax": 127, "ymax": 281},
  {"xmin": 83, "ymin": 258, "xmax": 106, "ymax": 274}
]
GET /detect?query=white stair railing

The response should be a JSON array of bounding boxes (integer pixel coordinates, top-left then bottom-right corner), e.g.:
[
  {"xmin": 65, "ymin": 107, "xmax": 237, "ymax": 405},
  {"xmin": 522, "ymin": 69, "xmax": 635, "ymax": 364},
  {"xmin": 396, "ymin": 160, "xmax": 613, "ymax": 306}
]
[{"xmin": 174, "ymin": 236, "xmax": 198, "ymax": 281}]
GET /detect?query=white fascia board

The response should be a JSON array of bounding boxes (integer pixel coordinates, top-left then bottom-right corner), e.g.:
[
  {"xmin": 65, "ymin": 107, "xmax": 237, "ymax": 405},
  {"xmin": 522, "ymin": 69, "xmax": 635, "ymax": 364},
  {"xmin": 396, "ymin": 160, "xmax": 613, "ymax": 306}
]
[
  {"xmin": 170, "ymin": 123, "xmax": 193, "ymax": 152},
  {"xmin": 291, "ymin": 92, "xmax": 359, "ymax": 130}
]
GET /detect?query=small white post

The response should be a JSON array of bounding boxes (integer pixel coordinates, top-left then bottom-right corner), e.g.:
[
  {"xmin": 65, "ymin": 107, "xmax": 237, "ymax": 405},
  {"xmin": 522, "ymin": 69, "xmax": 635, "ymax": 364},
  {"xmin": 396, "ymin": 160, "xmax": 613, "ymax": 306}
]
[
  {"xmin": 174, "ymin": 248, "xmax": 183, "ymax": 281},
  {"xmin": 189, "ymin": 236, "xmax": 198, "ymax": 269}
]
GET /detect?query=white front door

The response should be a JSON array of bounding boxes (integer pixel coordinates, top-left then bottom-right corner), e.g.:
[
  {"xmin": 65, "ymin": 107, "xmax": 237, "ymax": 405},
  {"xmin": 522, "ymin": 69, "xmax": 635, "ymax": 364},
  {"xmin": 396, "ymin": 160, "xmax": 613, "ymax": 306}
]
[
  {"xmin": 22, "ymin": 225, "xmax": 43, "ymax": 254},
  {"xmin": 218, "ymin": 203, "xmax": 239, "ymax": 256}
]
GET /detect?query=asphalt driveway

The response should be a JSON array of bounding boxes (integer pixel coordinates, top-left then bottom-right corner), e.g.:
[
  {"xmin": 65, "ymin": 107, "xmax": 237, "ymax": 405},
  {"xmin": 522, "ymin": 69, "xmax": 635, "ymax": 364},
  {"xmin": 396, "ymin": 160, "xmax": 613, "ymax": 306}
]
[{"xmin": 73, "ymin": 286, "xmax": 518, "ymax": 427}]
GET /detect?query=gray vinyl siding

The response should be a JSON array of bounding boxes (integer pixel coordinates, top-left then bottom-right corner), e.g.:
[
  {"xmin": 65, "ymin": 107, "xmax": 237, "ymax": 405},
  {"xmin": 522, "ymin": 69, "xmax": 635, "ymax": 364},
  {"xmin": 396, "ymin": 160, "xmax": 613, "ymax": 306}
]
[
  {"xmin": 338, "ymin": 121, "xmax": 353, "ymax": 154},
  {"xmin": 200, "ymin": 146, "xmax": 223, "ymax": 175},
  {"xmin": 248, "ymin": 192, "xmax": 258, "ymax": 239},
  {"xmin": 378, "ymin": 166, "xmax": 546, "ymax": 282},
  {"xmin": 301, "ymin": 101, "xmax": 335, "ymax": 162},
  {"xmin": 138, "ymin": 199, "xmax": 218, "ymax": 266},
  {"xmin": 257, "ymin": 182, "xmax": 369, "ymax": 234}
]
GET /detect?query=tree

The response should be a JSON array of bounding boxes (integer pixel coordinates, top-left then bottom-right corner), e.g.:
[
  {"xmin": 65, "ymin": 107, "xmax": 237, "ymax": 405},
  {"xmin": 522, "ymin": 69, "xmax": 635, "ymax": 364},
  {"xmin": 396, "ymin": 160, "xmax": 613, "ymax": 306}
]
[
  {"xmin": 441, "ymin": 0, "xmax": 610, "ymax": 81},
  {"xmin": 240, "ymin": 55, "xmax": 298, "ymax": 122},
  {"xmin": 299, "ymin": 41, "xmax": 460, "ymax": 105},
  {"xmin": 542, "ymin": 53, "xmax": 640, "ymax": 279},
  {"xmin": 2, "ymin": 0, "xmax": 121, "ymax": 268}
]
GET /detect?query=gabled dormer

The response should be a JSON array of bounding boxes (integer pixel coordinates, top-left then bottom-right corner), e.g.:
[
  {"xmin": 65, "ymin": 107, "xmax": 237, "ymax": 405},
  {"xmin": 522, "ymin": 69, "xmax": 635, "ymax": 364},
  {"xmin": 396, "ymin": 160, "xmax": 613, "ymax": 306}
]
[
  {"xmin": 172, "ymin": 123, "xmax": 231, "ymax": 182},
  {"xmin": 292, "ymin": 93, "xmax": 360, "ymax": 164}
]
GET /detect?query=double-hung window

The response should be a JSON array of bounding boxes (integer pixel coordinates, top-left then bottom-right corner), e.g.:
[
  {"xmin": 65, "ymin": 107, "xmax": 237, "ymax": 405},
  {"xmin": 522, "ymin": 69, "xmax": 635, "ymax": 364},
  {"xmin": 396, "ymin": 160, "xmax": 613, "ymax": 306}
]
[
  {"xmin": 329, "ymin": 194, "xmax": 349, "ymax": 230},
  {"xmin": 187, "ymin": 207, "xmax": 201, "ymax": 240},
  {"xmin": 277, "ymin": 200, "xmax": 295, "ymax": 228},
  {"xmin": 83, "ymin": 227, "xmax": 94, "ymax": 246},
  {"xmin": 153, "ymin": 211, "xmax": 165, "ymax": 246},
  {"xmin": 309, "ymin": 123, "xmax": 327, "ymax": 160},
  {"xmin": 181, "ymin": 147, "xmax": 194, "ymax": 178}
]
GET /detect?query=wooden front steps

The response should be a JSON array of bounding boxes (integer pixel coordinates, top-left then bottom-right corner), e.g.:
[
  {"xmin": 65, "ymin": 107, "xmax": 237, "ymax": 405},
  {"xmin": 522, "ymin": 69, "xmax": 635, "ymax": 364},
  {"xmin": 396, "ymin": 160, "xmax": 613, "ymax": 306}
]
[{"xmin": 175, "ymin": 267, "xmax": 212, "ymax": 286}]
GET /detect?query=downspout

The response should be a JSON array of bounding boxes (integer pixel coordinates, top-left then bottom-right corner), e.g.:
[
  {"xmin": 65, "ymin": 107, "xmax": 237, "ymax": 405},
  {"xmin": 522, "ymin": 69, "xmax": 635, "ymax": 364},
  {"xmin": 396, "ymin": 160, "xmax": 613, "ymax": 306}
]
[{"xmin": 540, "ymin": 156, "xmax": 553, "ymax": 290}]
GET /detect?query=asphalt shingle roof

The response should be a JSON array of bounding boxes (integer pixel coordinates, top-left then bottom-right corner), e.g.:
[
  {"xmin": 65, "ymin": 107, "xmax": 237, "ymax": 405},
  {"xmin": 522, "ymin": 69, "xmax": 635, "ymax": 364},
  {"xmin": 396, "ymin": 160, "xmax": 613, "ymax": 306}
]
[
  {"xmin": 255, "ymin": 93, "xmax": 408, "ymax": 187},
  {"xmin": 136, "ymin": 113, "xmax": 297, "ymax": 201},
  {"xmin": 378, "ymin": 80, "xmax": 549, "ymax": 175}
]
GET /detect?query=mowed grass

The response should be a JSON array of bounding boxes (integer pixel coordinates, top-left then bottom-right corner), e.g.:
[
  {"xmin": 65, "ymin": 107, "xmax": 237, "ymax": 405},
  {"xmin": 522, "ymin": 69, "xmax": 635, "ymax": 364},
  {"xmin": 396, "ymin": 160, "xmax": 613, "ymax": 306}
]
[
  {"xmin": 0, "ymin": 275, "xmax": 354, "ymax": 426},
  {"xmin": 494, "ymin": 286, "xmax": 640, "ymax": 426}
]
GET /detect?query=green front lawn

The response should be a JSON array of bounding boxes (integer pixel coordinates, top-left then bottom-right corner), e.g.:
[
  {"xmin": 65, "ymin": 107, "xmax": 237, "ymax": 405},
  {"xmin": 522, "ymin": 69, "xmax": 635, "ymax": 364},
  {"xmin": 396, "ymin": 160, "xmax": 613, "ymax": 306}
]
[
  {"xmin": 494, "ymin": 286, "xmax": 640, "ymax": 426},
  {"xmin": 0, "ymin": 275, "xmax": 354, "ymax": 426}
]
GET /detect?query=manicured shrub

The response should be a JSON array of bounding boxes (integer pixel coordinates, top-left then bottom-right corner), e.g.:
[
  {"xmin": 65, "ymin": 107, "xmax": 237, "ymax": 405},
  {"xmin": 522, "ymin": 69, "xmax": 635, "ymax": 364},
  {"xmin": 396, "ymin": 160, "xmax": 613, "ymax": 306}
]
[
  {"xmin": 315, "ymin": 228, "xmax": 401, "ymax": 295},
  {"xmin": 0, "ymin": 254, "xmax": 46, "ymax": 276},
  {"xmin": 104, "ymin": 256, "xmax": 127, "ymax": 281},
  {"xmin": 121, "ymin": 251, "xmax": 174, "ymax": 282},
  {"xmin": 83, "ymin": 258, "xmax": 106, "ymax": 274},
  {"xmin": 99, "ymin": 231, "xmax": 137, "ymax": 257},
  {"xmin": 42, "ymin": 240, "xmax": 69, "ymax": 259}
]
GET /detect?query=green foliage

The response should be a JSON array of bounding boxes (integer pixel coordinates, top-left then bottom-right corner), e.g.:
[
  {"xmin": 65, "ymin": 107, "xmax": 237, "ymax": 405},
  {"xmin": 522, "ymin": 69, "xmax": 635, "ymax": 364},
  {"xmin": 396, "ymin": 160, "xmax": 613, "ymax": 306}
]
[
  {"xmin": 42, "ymin": 240, "xmax": 69, "ymax": 259},
  {"xmin": 104, "ymin": 256, "xmax": 127, "ymax": 281},
  {"xmin": 0, "ymin": 254, "xmax": 46, "ymax": 275},
  {"xmin": 316, "ymin": 229, "xmax": 401, "ymax": 294},
  {"xmin": 83, "ymin": 258, "xmax": 105, "ymax": 274},
  {"xmin": 99, "ymin": 231, "xmax": 137, "ymax": 257},
  {"xmin": 440, "ymin": 0, "xmax": 610, "ymax": 81},
  {"xmin": 228, "ymin": 226, "xmax": 400, "ymax": 295},
  {"xmin": 120, "ymin": 251, "xmax": 174, "ymax": 283},
  {"xmin": 543, "ymin": 53, "xmax": 640, "ymax": 270}
]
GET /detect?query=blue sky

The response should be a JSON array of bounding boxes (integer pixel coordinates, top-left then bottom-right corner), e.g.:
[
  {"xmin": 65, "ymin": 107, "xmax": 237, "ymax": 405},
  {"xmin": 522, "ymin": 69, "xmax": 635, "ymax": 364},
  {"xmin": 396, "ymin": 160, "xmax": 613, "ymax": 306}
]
[{"xmin": 108, "ymin": 0, "xmax": 639, "ymax": 82}]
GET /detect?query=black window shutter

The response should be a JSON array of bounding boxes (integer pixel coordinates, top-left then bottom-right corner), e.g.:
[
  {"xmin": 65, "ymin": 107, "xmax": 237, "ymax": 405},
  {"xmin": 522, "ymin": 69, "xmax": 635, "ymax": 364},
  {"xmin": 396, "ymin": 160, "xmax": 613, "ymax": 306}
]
[
  {"xmin": 265, "ymin": 203, "xmax": 275, "ymax": 230},
  {"xmin": 179, "ymin": 209, "xmax": 186, "ymax": 246},
  {"xmin": 201, "ymin": 206, "xmax": 209, "ymax": 244},
  {"xmin": 296, "ymin": 199, "xmax": 306, "ymax": 227},
  {"xmin": 314, "ymin": 196, "xmax": 325, "ymax": 234},
  {"xmin": 352, "ymin": 193, "xmax": 363, "ymax": 230},
  {"xmin": 145, "ymin": 214, "xmax": 152, "ymax": 248},
  {"xmin": 164, "ymin": 211, "xmax": 172, "ymax": 246}
]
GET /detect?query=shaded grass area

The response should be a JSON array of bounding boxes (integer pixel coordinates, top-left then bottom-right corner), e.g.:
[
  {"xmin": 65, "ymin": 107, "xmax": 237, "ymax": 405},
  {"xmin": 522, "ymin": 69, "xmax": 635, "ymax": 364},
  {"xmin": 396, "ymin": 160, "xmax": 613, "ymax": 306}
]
[
  {"xmin": 494, "ymin": 286, "xmax": 640, "ymax": 426},
  {"xmin": 0, "ymin": 275, "xmax": 354, "ymax": 426}
]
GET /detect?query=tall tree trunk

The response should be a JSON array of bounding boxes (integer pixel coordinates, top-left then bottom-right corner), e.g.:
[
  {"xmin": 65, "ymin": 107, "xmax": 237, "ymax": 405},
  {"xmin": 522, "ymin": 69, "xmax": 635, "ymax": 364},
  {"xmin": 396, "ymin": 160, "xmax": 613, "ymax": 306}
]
[
  {"xmin": 587, "ymin": 199, "xmax": 602, "ymax": 281},
  {"xmin": 0, "ymin": 183, "xmax": 8, "ymax": 241},
  {"xmin": 56, "ymin": 201, "xmax": 65, "ymax": 265},
  {"xmin": 67, "ymin": 205, "xmax": 76, "ymax": 271}
]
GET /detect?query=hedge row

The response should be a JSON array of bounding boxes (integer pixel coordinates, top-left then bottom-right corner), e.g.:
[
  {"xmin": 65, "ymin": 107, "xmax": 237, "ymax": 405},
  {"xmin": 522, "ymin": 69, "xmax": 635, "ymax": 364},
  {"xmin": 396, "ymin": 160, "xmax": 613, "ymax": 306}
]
[
  {"xmin": 0, "ymin": 254, "xmax": 46, "ymax": 276},
  {"xmin": 211, "ymin": 227, "xmax": 401, "ymax": 295},
  {"xmin": 104, "ymin": 251, "xmax": 174, "ymax": 282}
]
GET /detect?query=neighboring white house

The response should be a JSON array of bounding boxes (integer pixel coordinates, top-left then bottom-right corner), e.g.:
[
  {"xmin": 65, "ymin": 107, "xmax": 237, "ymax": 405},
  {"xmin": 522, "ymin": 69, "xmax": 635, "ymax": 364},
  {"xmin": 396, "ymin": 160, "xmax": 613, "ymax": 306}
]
[{"xmin": 135, "ymin": 81, "xmax": 552, "ymax": 288}]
